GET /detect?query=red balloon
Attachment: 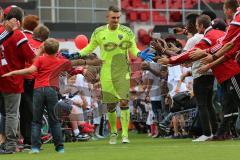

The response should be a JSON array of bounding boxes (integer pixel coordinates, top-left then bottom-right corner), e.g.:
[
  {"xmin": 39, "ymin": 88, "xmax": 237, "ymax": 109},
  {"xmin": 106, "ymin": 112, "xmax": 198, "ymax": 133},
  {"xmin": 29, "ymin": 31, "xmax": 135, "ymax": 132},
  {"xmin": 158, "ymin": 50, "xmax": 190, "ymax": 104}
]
[{"xmin": 74, "ymin": 35, "xmax": 88, "ymax": 49}]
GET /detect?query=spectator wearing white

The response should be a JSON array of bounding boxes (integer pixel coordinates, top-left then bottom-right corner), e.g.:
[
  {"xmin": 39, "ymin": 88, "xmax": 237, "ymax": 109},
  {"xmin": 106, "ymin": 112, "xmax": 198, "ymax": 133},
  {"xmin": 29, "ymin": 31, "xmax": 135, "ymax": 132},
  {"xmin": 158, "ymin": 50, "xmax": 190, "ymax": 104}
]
[{"xmin": 142, "ymin": 61, "xmax": 163, "ymax": 138}]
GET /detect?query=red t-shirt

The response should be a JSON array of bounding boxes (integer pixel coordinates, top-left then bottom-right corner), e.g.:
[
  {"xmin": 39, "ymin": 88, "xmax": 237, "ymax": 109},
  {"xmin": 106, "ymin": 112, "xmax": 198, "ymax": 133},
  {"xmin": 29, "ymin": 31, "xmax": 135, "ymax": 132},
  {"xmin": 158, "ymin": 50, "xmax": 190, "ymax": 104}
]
[
  {"xmin": 24, "ymin": 35, "xmax": 43, "ymax": 80},
  {"xmin": 208, "ymin": 7, "xmax": 240, "ymax": 54},
  {"xmin": 23, "ymin": 30, "xmax": 33, "ymax": 41},
  {"xmin": 0, "ymin": 29, "xmax": 35, "ymax": 93},
  {"xmin": 33, "ymin": 54, "xmax": 72, "ymax": 89}
]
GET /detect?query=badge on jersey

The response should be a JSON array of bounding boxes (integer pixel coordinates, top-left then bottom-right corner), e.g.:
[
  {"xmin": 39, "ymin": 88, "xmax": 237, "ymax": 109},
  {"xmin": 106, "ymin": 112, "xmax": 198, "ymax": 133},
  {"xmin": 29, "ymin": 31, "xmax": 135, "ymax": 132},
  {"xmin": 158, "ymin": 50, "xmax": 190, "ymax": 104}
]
[
  {"xmin": 118, "ymin": 34, "xmax": 123, "ymax": 40},
  {"xmin": 1, "ymin": 59, "xmax": 7, "ymax": 66}
]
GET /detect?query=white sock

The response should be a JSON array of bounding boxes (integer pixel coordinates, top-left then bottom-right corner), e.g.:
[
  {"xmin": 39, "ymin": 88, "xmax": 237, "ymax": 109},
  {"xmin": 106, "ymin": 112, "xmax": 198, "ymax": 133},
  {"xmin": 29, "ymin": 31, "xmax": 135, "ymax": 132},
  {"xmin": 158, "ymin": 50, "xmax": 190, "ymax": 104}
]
[{"xmin": 73, "ymin": 129, "xmax": 80, "ymax": 136}]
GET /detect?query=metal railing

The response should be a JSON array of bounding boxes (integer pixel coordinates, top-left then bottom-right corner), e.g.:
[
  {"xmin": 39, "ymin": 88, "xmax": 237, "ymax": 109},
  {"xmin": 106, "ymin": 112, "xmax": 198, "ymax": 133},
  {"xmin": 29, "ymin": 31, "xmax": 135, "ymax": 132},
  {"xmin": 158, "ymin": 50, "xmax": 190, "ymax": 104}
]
[
  {"xmin": 37, "ymin": 0, "xmax": 203, "ymax": 24},
  {"xmin": 37, "ymin": 0, "xmax": 119, "ymax": 23}
]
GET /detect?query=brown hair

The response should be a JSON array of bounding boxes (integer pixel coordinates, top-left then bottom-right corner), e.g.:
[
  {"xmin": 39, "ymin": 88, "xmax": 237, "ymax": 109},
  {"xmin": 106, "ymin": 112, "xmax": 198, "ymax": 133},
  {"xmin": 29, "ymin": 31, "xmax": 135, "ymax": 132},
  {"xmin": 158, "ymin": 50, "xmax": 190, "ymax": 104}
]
[
  {"xmin": 44, "ymin": 38, "xmax": 59, "ymax": 55},
  {"xmin": 33, "ymin": 25, "xmax": 50, "ymax": 41},
  {"xmin": 197, "ymin": 15, "xmax": 211, "ymax": 29},
  {"xmin": 108, "ymin": 5, "xmax": 120, "ymax": 12},
  {"xmin": 224, "ymin": 0, "xmax": 239, "ymax": 12},
  {"xmin": 23, "ymin": 15, "xmax": 39, "ymax": 31}
]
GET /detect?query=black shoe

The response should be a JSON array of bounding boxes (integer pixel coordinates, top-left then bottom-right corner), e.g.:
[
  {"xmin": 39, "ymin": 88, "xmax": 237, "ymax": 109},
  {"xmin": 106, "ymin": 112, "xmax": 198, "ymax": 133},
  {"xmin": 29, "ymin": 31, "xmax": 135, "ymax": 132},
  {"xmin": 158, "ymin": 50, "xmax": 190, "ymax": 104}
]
[
  {"xmin": 0, "ymin": 149, "xmax": 14, "ymax": 154},
  {"xmin": 0, "ymin": 143, "xmax": 5, "ymax": 150},
  {"xmin": 211, "ymin": 134, "xmax": 225, "ymax": 141},
  {"xmin": 74, "ymin": 134, "xmax": 90, "ymax": 141}
]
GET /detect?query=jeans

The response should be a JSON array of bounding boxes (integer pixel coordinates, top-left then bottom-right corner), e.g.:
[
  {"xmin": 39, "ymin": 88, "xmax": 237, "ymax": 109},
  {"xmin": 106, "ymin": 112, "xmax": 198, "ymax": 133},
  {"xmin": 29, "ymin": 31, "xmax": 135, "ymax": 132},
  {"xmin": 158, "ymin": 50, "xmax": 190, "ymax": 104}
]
[
  {"xmin": 31, "ymin": 87, "xmax": 63, "ymax": 150},
  {"xmin": 0, "ymin": 93, "xmax": 21, "ymax": 151},
  {"xmin": 151, "ymin": 101, "xmax": 162, "ymax": 123},
  {"xmin": 193, "ymin": 75, "xmax": 217, "ymax": 136}
]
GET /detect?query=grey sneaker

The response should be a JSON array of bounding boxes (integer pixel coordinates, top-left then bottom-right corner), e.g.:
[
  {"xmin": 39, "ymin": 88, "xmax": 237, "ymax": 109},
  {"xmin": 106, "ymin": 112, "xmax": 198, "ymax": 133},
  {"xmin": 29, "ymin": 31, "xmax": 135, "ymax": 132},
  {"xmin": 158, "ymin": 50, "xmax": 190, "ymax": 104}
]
[{"xmin": 109, "ymin": 133, "xmax": 118, "ymax": 145}]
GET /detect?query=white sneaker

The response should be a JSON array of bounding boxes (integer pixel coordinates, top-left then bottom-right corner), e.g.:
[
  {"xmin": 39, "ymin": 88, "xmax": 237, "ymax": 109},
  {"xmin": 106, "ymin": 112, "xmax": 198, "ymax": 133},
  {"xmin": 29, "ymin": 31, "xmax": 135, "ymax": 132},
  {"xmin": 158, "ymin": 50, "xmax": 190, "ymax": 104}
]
[
  {"xmin": 109, "ymin": 133, "xmax": 118, "ymax": 144},
  {"xmin": 95, "ymin": 134, "xmax": 105, "ymax": 139},
  {"xmin": 192, "ymin": 135, "xmax": 213, "ymax": 142},
  {"xmin": 122, "ymin": 137, "xmax": 130, "ymax": 144}
]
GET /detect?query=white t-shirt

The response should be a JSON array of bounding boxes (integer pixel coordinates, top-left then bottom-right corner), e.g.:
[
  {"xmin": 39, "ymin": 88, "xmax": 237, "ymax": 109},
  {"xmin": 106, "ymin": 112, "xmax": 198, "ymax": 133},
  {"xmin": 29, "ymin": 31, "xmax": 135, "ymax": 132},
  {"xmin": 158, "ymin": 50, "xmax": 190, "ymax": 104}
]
[
  {"xmin": 183, "ymin": 33, "xmax": 212, "ymax": 79},
  {"xmin": 145, "ymin": 62, "xmax": 162, "ymax": 101},
  {"xmin": 183, "ymin": 33, "xmax": 203, "ymax": 51},
  {"xmin": 135, "ymin": 70, "xmax": 149, "ymax": 100},
  {"xmin": 168, "ymin": 65, "xmax": 187, "ymax": 97},
  {"xmin": 181, "ymin": 66, "xmax": 193, "ymax": 91},
  {"xmin": 75, "ymin": 74, "xmax": 92, "ymax": 108},
  {"xmin": 71, "ymin": 95, "xmax": 84, "ymax": 114}
]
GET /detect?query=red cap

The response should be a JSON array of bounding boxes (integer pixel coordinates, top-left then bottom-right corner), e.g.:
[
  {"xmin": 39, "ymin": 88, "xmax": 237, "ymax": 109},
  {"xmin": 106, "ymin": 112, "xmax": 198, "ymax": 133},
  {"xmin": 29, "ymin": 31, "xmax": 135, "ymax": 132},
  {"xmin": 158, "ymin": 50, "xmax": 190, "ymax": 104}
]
[{"xmin": 4, "ymin": 5, "xmax": 17, "ymax": 15}]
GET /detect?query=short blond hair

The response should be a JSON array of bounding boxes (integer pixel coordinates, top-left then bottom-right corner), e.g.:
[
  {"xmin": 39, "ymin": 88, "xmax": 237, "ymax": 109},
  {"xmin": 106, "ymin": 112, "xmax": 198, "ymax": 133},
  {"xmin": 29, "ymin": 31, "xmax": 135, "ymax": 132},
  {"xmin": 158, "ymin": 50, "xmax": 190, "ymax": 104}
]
[{"xmin": 44, "ymin": 38, "xmax": 59, "ymax": 55}]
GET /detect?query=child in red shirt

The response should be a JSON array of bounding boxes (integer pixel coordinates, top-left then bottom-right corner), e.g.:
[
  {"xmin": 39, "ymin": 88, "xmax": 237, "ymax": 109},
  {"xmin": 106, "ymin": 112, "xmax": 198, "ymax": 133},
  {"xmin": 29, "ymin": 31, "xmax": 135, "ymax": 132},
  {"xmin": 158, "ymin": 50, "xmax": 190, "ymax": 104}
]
[{"xmin": 2, "ymin": 38, "xmax": 100, "ymax": 153}]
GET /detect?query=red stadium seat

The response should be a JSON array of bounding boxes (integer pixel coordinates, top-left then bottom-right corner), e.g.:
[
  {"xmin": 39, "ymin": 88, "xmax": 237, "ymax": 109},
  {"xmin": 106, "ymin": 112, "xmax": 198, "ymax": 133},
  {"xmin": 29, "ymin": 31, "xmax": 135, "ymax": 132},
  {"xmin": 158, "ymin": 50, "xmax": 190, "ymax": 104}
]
[
  {"xmin": 129, "ymin": 0, "xmax": 142, "ymax": 8},
  {"xmin": 170, "ymin": 11, "xmax": 182, "ymax": 22},
  {"xmin": 121, "ymin": 0, "xmax": 130, "ymax": 10},
  {"xmin": 139, "ymin": 12, "xmax": 150, "ymax": 22},
  {"xmin": 152, "ymin": 0, "xmax": 157, "ymax": 9},
  {"xmin": 153, "ymin": 13, "xmax": 167, "ymax": 24},
  {"xmin": 128, "ymin": 11, "xmax": 138, "ymax": 22}
]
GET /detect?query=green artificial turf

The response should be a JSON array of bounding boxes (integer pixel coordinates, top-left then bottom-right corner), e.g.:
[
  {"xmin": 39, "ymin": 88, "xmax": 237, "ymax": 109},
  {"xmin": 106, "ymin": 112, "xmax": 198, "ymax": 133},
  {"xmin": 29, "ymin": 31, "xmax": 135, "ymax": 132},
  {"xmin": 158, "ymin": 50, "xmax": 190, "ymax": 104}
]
[{"xmin": 3, "ymin": 133, "xmax": 240, "ymax": 160}]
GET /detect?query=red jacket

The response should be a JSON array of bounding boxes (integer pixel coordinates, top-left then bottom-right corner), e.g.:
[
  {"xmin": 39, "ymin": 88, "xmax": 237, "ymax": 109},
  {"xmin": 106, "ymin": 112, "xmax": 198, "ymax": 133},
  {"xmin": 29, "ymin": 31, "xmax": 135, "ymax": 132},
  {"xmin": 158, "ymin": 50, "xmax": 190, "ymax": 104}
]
[{"xmin": 169, "ymin": 27, "xmax": 225, "ymax": 65}]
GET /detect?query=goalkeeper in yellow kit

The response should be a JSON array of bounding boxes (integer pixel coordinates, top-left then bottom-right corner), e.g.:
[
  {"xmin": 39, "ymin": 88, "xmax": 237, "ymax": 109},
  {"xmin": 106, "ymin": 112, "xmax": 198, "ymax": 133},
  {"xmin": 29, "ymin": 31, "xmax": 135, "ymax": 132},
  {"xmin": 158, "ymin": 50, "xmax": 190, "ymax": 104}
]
[{"xmin": 74, "ymin": 6, "xmax": 155, "ymax": 144}]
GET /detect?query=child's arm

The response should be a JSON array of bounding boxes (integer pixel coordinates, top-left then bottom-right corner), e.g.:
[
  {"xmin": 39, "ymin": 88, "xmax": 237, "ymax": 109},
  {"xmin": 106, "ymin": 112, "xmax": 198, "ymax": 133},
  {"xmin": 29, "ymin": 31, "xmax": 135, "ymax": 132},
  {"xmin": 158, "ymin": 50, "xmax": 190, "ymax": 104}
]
[
  {"xmin": 71, "ymin": 59, "xmax": 103, "ymax": 66},
  {"xmin": 2, "ymin": 65, "xmax": 37, "ymax": 77},
  {"xmin": 80, "ymin": 92, "xmax": 88, "ymax": 110}
]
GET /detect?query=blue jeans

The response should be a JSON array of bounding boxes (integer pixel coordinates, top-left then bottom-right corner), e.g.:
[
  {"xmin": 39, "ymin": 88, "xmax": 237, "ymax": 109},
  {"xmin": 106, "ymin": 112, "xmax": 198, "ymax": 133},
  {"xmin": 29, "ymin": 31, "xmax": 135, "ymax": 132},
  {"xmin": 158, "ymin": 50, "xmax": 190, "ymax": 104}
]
[
  {"xmin": 31, "ymin": 87, "xmax": 63, "ymax": 150},
  {"xmin": 151, "ymin": 100, "xmax": 162, "ymax": 123}
]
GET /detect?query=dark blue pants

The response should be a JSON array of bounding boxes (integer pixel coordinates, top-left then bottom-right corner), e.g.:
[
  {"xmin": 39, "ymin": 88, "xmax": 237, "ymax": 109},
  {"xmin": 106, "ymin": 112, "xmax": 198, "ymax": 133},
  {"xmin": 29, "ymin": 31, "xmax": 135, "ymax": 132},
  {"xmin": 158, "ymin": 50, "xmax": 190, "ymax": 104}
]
[{"xmin": 31, "ymin": 87, "xmax": 63, "ymax": 150}]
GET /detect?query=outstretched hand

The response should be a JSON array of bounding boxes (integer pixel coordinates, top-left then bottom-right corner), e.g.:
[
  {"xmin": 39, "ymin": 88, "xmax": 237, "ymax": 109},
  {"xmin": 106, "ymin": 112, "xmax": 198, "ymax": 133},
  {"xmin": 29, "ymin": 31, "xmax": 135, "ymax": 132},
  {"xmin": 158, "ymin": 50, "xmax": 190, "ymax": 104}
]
[
  {"xmin": 83, "ymin": 66, "xmax": 98, "ymax": 83},
  {"xmin": 200, "ymin": 54, "xmax": 213, "ymax": 65},
  {"xmin": 189, "ymin": 48, "xmax": 206, "ymax": 60},
  {"xmin": 1, "ymin": 72, "xmax": 13, "ymax": 77},
  {"xmin": 150, "ymin": 40, "xmax": 164, "ymax": 53},
  {"xmin": 138, "ymin": 48, "xmax": 155, "ymax": 62},
  {"xmin": 197, "ymin": 64, "xmax": 211, "ymax": 74},
  {"xmin": 157, "ymin": 56, "xmax": 170, "ymax": 65},
  {"xmin": 168, "ymin": 42, "xmax": 181, "ymax": 53},
  {"xmin": 87, "ymin": 59, "xmax": 103, "ymax": 66}
]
